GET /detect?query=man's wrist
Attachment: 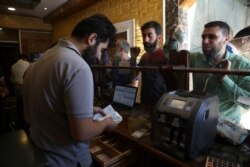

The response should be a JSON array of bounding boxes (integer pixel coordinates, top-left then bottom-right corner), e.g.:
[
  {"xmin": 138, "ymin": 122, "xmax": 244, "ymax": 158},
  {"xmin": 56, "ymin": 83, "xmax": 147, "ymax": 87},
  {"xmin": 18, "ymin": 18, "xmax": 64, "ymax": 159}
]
[{"xmin": 216, "ymin": 74, "xmax": 226, "ymax": 82}]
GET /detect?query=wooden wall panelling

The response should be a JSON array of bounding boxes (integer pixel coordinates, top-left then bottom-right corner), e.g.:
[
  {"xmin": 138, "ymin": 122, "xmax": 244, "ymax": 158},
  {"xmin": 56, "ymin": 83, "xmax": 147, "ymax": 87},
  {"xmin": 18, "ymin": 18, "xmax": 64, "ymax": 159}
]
[{"xmin": 19, "ymin": 30, "xmax": 52, "ymax": 56}]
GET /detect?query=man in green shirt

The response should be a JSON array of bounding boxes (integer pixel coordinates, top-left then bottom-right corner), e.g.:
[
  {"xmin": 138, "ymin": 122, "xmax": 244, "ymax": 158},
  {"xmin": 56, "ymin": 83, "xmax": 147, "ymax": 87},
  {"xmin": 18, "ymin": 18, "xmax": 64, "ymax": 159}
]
[{"xmin": 165, "ymin": 21, "xmax": 250, "ymax": 123}]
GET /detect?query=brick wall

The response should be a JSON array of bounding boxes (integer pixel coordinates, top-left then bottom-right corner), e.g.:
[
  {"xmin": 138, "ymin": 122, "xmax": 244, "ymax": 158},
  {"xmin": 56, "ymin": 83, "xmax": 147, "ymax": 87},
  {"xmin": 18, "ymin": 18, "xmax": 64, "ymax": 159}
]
[
  {"xmin": 52, "ymin": 0, "xmax": 166, "ymax": 103},
  {"xmin": 53, "ymin": 0, "xmax": 164, "ymax": 53}
]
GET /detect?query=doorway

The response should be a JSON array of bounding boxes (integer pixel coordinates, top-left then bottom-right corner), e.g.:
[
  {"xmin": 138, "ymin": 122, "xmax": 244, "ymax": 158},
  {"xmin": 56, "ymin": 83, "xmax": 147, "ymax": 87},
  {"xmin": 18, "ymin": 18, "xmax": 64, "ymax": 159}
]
[{"xmin": 0, "ymin": 42, "xmax": 19, "ymax": 94}]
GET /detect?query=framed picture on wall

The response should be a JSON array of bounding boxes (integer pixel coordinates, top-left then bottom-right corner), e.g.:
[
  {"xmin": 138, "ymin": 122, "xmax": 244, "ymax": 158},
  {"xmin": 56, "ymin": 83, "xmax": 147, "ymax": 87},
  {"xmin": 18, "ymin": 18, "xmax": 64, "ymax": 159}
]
[
  {"xmin": 107, "ymin": 19, "xmax": 135, "ymax": 61},
  {"xmin": 114, "ymin": 19, "xmax": 135, "ymax": 46}
]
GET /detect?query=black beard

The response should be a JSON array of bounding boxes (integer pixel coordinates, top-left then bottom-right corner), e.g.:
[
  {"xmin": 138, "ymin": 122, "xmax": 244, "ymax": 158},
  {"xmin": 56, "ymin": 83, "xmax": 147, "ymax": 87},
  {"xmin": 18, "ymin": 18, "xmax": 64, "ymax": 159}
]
[
  {"xmin": 82, "ymin": 44, "xmax": 98, "ymax": 65},
  {"xmin": 143, "ymin": 40, "xmax": 157, "ymax": 53},
  {"xmin": 202, "ymin": 47, "xmax": 219, "ymax": 62}
]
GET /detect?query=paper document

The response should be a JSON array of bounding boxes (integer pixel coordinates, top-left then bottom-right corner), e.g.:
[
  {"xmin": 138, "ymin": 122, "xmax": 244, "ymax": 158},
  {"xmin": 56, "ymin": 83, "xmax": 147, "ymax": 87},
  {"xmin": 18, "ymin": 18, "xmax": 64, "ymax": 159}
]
[
  {"xmin": 93, "ymin": 105, "xmax": 122, "ymax": 123},
  {"xmin": 237, "ymin": 96, "xmax": 250, "ymax": 105}
]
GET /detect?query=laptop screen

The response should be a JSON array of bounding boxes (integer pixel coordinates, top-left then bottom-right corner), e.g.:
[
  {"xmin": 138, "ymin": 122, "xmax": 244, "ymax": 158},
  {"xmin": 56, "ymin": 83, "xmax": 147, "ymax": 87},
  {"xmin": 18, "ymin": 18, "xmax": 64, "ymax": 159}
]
[{"xmin": 112, "ymin": 85, "xmax": 137, "ymax": 108}]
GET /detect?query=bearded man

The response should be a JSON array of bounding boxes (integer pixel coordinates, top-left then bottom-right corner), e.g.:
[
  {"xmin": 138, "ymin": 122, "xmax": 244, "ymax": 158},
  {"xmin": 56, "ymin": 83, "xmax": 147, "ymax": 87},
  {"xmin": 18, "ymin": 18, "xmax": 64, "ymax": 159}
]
[
  {"xmin": 138, "ymin": 21, "xmax": 169, "ymax": 105},
  {"xmin": 22, "ymin": 14, "xmax": 118, "ymax": 167},
  {"xmin": 189, "ymin": 21, "xmax": 250, "ymax": 124}
]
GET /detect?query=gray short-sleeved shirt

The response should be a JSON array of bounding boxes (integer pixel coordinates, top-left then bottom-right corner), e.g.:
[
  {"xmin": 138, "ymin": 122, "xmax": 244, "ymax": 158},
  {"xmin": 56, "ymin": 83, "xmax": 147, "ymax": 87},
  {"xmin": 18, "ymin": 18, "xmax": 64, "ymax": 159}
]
[{"xmin": 23, "ymin": 39, "xmax": 94, "ymax": 167}]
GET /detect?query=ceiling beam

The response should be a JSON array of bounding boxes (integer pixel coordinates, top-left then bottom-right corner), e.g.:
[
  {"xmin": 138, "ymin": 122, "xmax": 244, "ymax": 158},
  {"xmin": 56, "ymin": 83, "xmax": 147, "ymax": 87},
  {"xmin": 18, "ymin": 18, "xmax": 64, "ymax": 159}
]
[
  {"xmin": 44, "ymin": 0, "xmax": 101, "ymax": 23},
  {"xmin": 0, "ymin": 0, "xmax": 41, "ymax": 9}
]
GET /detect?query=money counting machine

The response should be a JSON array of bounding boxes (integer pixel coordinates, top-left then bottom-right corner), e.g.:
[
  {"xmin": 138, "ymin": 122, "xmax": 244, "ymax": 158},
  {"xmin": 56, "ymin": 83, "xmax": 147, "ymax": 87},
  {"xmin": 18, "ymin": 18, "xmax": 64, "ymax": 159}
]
[{"xmin": 152, "ymin": 91, "xmax": 219, "ymax": 159}]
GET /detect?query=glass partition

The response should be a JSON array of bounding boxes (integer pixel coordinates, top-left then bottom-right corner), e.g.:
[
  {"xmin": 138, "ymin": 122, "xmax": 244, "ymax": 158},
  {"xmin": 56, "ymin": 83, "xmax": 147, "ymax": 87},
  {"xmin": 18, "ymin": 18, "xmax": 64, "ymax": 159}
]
[{"xmin": 92, "ymin": 65, "xmax": 250, "ymax": 130}]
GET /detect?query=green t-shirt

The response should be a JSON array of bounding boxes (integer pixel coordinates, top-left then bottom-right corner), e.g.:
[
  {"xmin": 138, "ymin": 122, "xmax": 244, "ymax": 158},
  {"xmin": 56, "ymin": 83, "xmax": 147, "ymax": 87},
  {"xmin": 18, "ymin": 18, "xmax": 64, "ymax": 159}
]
[{"xmin": 189, "ymin": 51, "xmax": 250, "ymax": 123}]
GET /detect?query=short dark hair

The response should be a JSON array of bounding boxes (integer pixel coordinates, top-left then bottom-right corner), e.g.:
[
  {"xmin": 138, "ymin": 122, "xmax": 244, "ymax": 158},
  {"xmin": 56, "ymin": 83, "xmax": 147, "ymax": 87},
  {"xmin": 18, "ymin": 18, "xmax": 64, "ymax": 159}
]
[
  {"xmin": 141, "ymin": 21, "xmax": 162, "ymax": 35},
  {"xmin": 71, "ymin": 14, "xmax": 116, "ymax": 46},
  {"xmin": 235, "ymin": 26, "xmax": 250, "ymax": 39},
  {"xmin": 204, "ymin": 21, "xmax": 230, "ymax": 36}
]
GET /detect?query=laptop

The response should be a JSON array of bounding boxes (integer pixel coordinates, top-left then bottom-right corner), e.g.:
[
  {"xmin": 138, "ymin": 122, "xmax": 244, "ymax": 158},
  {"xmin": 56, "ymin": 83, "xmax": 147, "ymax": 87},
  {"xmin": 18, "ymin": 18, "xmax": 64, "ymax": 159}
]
[{"xmin": 110, "ymin": 85, "xmax": 138, "ymax": 111}]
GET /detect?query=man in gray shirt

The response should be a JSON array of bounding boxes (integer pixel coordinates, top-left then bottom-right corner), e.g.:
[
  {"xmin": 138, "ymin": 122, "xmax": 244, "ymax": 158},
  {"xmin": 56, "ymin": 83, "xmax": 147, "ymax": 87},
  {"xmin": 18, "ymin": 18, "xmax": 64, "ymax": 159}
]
[{"xmin": 23, "ymin": 14, "xmax": 118, "ymax": 167}]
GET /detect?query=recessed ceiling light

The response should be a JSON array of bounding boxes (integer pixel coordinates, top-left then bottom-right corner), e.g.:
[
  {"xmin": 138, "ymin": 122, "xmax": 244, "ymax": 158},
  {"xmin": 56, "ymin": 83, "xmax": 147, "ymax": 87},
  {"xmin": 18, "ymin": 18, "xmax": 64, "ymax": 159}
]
[
  {"xmin": 44, "ymin": 7, "xmax": 47, "ymax": 10},
  {"xmin": 8, "ymin": 7, "xmax": 16, "ymax": 11}
]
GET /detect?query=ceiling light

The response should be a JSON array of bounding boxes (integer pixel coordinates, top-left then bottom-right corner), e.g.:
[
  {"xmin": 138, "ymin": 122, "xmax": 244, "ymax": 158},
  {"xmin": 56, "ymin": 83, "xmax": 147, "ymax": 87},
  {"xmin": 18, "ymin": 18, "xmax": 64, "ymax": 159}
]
[
  {"xmin": 0, "ymin": 28, "xmax": 2, "ymax": 31},
  {"xmin": 44, "ymin": 7, "xmax": 47, "ymax": 10},
  {"xmin": 8, "ymin": 7, "xmax": 16, "ymax": 11}
]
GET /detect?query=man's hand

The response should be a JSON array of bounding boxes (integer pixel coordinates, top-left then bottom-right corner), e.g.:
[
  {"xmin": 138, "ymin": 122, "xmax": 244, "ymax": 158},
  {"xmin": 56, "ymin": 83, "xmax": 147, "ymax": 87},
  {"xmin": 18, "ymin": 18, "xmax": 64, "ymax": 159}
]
[
  {"xmin": 103, "ymin": 117, "xmax": 118, "ymax": 132},
  {"xmin": 130, "ymin": 47, "xmax": 141, "ymax": 66},
  {"xmin": 93, "ymin": 106, "xmax": 106, "ymax": 116},
  {"xmin": 130, "ymin": 47, "xmax": 141, "ymax": 58},
  {"xmin": 216, "ymin": 59, "xmax": 231, "ymax": 81},
  {"xmin": 0, "ymin": 86, "xmax": 9, "ymax": 98}
]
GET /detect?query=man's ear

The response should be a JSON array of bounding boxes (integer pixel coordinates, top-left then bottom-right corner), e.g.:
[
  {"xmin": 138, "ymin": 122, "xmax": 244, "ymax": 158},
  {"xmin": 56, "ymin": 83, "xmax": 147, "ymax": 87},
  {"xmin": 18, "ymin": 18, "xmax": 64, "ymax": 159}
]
[
  {"xmin": 157, "ymin": 34, "xmax": 162, "ymax": 41},
  {"xmin": 87, "ymin": 33, "xmax": 97, "ymax": 46},
  {"xmin": 225, "ymin": 34, "xmax": 230, "ymax": 43}
]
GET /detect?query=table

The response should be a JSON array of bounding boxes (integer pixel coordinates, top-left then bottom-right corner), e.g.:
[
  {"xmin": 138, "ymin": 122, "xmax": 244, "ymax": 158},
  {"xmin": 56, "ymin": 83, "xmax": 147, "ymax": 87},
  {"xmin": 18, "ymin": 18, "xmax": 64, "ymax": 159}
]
[{"xmin": 111, "ymin": 106, "xmax": 250, "ymax": 167}]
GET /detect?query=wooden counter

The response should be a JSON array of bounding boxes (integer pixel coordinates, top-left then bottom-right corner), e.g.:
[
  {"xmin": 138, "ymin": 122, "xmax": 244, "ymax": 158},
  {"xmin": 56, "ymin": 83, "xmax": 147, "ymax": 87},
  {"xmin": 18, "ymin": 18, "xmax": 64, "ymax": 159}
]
[
  {"xmin": 110, "ymin": 106, "xmax": 250, "ymax": 167},
  {"xmin": 113, "ymin": 109, "xmax": 202, "ymax": 167}
]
